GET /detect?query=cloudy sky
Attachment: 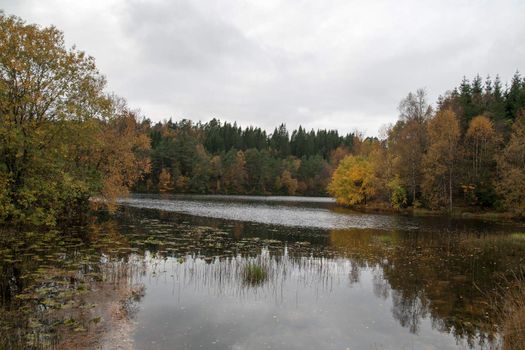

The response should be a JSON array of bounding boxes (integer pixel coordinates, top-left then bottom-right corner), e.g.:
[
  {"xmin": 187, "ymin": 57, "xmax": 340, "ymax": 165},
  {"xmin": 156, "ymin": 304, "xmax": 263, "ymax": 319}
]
[{"xmin": 2, "ymin": 0, "xmax": 524, "ymax": 136}]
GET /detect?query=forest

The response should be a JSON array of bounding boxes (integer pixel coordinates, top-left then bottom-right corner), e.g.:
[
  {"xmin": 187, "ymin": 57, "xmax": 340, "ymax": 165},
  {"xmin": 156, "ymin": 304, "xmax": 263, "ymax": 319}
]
[
  {"xmin": 329, "ymin": 75, "xmax": 525, "ymax": 216},
  {"xmin": 140, "ymin": 73, "xmax": 525, "ymax": 217},
  {"xmin": 2, "ymin": 12, "xmax": 525, "ymax": 228},
  {"xmin": 136, "ymin": 119, "xmax": 355, "ymax": 196}
]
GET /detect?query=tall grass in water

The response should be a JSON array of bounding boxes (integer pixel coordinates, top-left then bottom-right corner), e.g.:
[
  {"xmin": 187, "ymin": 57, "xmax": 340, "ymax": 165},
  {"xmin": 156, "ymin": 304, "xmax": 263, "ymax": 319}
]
[
  {"xmin": 498, "ymin": 269, "xmax": 525, "ymax": 350},
  {"xmin": 242, "ymin": 263, "xmax": 268, "ymax": 286}
]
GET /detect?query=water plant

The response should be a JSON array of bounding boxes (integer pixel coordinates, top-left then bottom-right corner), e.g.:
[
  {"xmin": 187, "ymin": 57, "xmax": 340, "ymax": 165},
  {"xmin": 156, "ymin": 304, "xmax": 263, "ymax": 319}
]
[
  {"xmin": 496, "ymin": 269, "xmax": 525, "ymax": 350},
  {"xmin": 242, "ymin": 263, "xmax": 268, "ymax": 286}
]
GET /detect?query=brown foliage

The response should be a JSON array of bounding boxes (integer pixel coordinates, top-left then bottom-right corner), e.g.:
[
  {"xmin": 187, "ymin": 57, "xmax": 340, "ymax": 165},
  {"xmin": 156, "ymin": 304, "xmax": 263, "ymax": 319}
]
[
  {"xmin": 422, "ymin": 109, "xmax": 460, "ymax": 210},
  {"xmin": 388, "ymin": 119, "xmax": 427, "ymax": 203},
  {"xmin": 496, "ymin": 112, "xmax": 525, "ymax": 216},
  {"xmin": 501, "ymin": 278, "xmax": 525, "ymax": 350},
  {"xmin": 0, "ymin": 14, "xmax": 150, "ymax": 223},
  {"xmin": 464, "ymin": 115, "xmax": 499, "ymax": 182}
]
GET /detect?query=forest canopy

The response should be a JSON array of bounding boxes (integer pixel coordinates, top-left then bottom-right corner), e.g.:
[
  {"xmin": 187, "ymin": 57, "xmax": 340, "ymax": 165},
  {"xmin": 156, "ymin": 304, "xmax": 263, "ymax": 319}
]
[{"xmin": 137, "ymin": 119, "xmax": 356, "ymax": 196}]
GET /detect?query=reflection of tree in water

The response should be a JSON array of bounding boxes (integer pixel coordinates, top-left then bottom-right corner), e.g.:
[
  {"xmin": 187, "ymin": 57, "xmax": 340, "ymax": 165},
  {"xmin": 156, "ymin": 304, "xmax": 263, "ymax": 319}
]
[
  {"xmin": 5, "ymin": 207, "xmax": 518, "ymax": 349},
  {"xmin": 120, "ymin": 208, "xmax": 520, "ymax": 348},
  {"xmin": 349, "ymin": 261, "xmax": 361, "ymax": 285},
  {"xmin": 368, "ymin": 266, "xmax": 429, "ymax": 335},
  {"xmin": 360, "ymin": 265, "xmax": 429, "ymax": 335},
  {"xmin": 371, "ymin": 267, "xmax": 389, "ymax": 299},
  {"xmin": 391, "ymin": 289, "xmax": 428, "ymax": 334},
  {"xmin": 330, "ymin": 228, "xmax": 523, "ymax": 347},
  {"xmin": 116, "ymin": 209, "xmax": 523, "ymax": 348}
]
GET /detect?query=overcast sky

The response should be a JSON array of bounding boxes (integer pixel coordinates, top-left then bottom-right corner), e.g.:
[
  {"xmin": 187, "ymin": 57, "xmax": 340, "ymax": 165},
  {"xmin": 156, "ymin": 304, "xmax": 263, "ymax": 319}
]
[{"xmin": 2, "ymin": 0, "xmax": 524, "ymax": 136}]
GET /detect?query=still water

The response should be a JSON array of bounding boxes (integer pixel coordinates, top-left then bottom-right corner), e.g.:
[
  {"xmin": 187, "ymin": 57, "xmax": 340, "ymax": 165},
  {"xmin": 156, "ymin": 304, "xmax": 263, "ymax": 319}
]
[{"xmin": 1, "ymin": 194, "xmax": 524, "ymax": 349}]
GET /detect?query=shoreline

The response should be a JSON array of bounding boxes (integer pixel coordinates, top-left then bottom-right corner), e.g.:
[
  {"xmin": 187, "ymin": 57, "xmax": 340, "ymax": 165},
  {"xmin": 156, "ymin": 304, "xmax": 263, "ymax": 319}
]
[
  {"xmin": 335, "ymin": 202, "xmax": 521, "ymax": 222},
  {"xmin": 130, "ymin": 192, "xmax": 522, "ymax": 222}
]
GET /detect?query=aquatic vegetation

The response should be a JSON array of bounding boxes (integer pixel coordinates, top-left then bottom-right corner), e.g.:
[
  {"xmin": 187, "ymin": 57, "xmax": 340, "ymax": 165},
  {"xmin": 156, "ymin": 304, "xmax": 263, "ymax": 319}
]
[
  {"xmin": 494, "ymin": 270, "xmax": 525, "ymax": 350},
  {"xmin": 242, "ymin": 263, "xmax": 268, "ymax": 286},
  {"xmin": 0, "ymin": 226, "xmax": 145, "ymax": 349}
]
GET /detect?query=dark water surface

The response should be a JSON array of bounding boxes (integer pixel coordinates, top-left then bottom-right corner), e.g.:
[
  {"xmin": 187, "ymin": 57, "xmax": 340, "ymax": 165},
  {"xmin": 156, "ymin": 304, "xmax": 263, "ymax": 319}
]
[{"xmin": 2, "ymin": 194, "xmax": 525, "ymax": 349}]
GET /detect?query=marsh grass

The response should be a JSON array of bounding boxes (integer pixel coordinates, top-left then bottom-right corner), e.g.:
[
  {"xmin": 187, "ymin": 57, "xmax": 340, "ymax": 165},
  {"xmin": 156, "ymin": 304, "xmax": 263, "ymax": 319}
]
[
  {"xmin": 497, "ymin": 269, "xmax": 525, "ymax": 350},
  {"xmin": 242, "ymin": 263, "xmax": 268, "ymax": 286}
]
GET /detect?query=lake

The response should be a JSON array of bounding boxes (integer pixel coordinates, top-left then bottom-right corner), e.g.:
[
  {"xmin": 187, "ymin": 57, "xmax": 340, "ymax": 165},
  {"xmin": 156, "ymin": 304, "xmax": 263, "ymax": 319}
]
[{"xmin": 1, "ymin": 194, "xmax": 524, "ymax": 349}]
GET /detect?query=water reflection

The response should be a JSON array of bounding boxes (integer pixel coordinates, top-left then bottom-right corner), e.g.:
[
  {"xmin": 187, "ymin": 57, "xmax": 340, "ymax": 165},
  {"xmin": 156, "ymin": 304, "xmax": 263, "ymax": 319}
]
[
  {"xmin": 115, "ymin": 206, "xmax": 522, "ymax": 349},
  {"xmin": 1, "ymin": 199, "xmax": 524, "ymax": 349}
]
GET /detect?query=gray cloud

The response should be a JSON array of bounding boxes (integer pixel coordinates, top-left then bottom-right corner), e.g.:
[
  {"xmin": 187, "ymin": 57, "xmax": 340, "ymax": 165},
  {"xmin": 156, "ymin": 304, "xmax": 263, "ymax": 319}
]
[{"xmin": 1, "ymin": 0, "xmax": 524, "ymax": 136}]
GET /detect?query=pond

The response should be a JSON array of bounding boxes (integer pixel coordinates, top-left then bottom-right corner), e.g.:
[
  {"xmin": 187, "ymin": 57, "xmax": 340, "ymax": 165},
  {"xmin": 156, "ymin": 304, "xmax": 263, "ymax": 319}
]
[{"xmin": 1, "ymin": 194, "xmax": 524, "ymax": 349}]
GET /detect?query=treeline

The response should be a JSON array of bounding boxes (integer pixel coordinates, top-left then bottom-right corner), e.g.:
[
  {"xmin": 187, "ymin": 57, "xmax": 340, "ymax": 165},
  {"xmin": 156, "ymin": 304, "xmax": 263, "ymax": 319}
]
[
  {"xmin": 0, "ymin": 14, "xmax": 150, "ymax": 226},
  {"xmin": 329, "ymin": 74, "xmax": 525, "ymax": 216},
  {"xmin": 135, "ymin": 120, "xmax": 356, "ymax": 196},
  {"xmin": 3, "ymin": 13, "xmax": 525, "ymax": 227}
]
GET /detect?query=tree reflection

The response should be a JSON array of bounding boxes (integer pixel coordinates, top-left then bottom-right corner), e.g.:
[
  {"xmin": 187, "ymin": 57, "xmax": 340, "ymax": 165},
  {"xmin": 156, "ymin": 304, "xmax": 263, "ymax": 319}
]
[
  {"xmin": 2, "ymin": 209, "xmax": 522, "ymax": 349},
  {"xmin": 330, "ymin": 228, "xmax": 524, "ymax": 347}
]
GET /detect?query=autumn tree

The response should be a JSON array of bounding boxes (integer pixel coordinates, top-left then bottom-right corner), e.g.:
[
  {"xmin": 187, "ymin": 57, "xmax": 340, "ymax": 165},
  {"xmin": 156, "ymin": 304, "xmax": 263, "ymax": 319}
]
[
  {"xmin": 329, "ymin": 146, "xmax": 350, "ymax": 169},
  {"xmin": 328, "ymin": 155, "xmax": 377, "ymax": 205},
  {"xmin": 221, "ymin": 149, "xmax": 247, "ymax": 194},
  {"xmin": 367, "ymin": 140, "xmax": 392, "ymax": 202},
  {"xmin": 422, "ymin": 109, "xmax": 461, "ymax": 210},
  {"xmin": 158, "ymin": 168, "xmax": 173, "ymax": 193},
  {"xmin": 465, "ymin": 116, "xmax": 498, "ymax": 179},
  {"xmin": 496, "ymin": 112, "xmax": 525, "ymax": 216},
  {"xmin": 388, "ymin": 90, "xmax": 431, "ymax": 204},
  {"xmin": 462, "ymin": 115, "xmax": 500, "ymax": 205},
  {"xmin": 90, "ymin": 106, "xmax": 151, "ymax": 209},
  {"xmin": 398, "ymin": 89, "xmax": 432, "ymax": 123},
  {"xmin": 280, "ymin": 169, "xmax": 298, "ymax": 195},
  {"xmin": 0, "ymin": 14, "xmax": 149, "ymax": 225},
  {"xmin": 388, "ymin": 176, "xmax": 408, "ymax": 209}
]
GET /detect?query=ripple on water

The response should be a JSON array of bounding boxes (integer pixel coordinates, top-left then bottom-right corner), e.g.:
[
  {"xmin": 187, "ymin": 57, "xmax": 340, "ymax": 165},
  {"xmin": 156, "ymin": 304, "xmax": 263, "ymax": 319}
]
[{"xmin": 117, "ymin": 195, "xmax": 422, "ymax": 231}]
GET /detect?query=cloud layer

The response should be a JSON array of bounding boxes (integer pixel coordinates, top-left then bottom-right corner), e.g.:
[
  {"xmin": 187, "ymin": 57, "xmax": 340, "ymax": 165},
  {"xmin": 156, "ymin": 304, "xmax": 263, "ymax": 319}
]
[{"xmin": 2, "ymin": 0, "xmax": 524, "ymax": 135}]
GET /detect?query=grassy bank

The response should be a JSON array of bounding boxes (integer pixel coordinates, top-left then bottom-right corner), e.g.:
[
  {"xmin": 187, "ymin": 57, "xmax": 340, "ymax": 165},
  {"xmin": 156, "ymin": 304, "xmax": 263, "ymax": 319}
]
[{"xmin": 334, "ymin": 201, "xmax": 520, "ymax": 221}]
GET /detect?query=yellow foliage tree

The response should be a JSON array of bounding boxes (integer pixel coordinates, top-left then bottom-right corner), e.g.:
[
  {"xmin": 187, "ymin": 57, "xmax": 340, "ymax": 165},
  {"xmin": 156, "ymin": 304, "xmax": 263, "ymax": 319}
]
[
  {"xmin": 496, "ymin": 112, "xmax": 525, "ymax": 216},
  {"xmin": 465, "ymin": 115, "xmax": 498, "ymax": 181},
  {"xmin": 158, "ymin": 168, "xmax": 173, "ymax": 193},
  {"xmin": 280, "ymin": 169, "xmax": 298, "ymax": 195},
  {"xmin": 328, "ymin": 155, "xmax": 376, "ymax": 205},
  {"xmin": 388, "ymin": 119, "xmax": 427, "ymax": 204},
  {"xmin": 368, "ymin": 141, "xmax": 391, "ymax": 202},
  {"xmin": 0, "ymin": 14, "xmax": 150, "ymax": 224},
  {"xmin": 422, "ymin": 109, "xmax": 460, "ymax": 210},
  {"xmin": 92, "ymin": 110, "xmax": 151, "ymax": 209}
]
